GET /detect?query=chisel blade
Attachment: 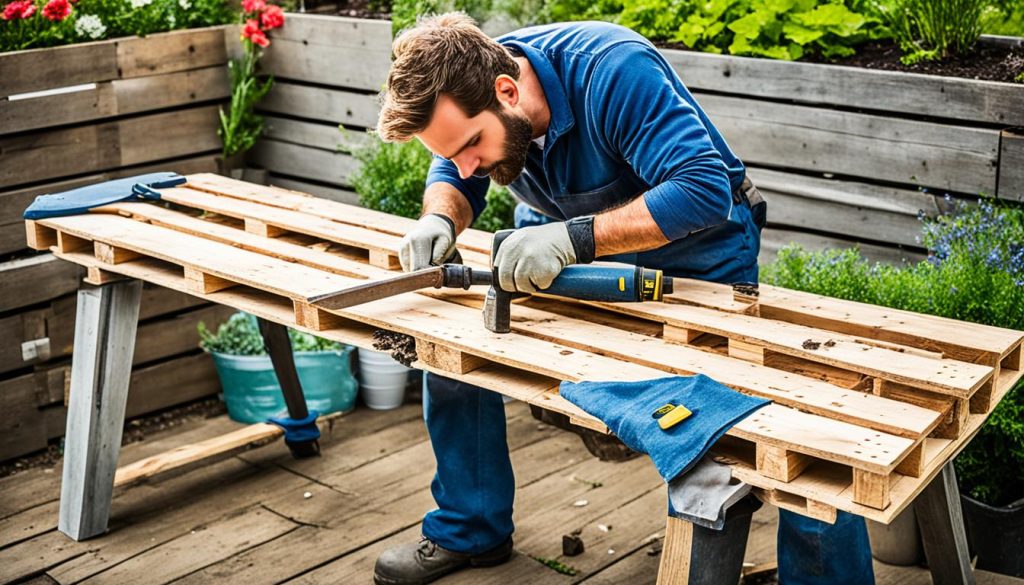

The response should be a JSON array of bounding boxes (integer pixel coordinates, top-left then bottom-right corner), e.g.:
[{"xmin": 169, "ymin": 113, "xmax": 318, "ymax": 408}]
[{"xmin": 307, "ymin": 266, "xmax": 444, "ymax": 311}]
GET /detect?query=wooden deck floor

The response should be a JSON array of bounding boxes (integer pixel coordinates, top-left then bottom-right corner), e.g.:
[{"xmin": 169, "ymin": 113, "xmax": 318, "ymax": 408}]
[{"xmin": 2, "ymin": 400, "xmax": 1022, "ymax": 585}]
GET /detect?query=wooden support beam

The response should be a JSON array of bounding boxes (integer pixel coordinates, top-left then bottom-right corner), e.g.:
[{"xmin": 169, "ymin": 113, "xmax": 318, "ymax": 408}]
[
  {"xmin": 968, "ymin": 377, "xmax": 995, "ymax": 414},
  {"xmin": 756, "ymin": 444, "xmax": 813, "ymax": 482},
  {"xmin": 853, "ymin": 469, "xmax": 891, "ymax": 509},
  {"xmin": 57, "ymin": 231, "xmax": 91, "ymax": 253},
  {"xmin": 728, "ymin": 338, "xmax": 765, "ymax": 364},
  {"xmin": 368, "ymin": 249, "xmax": 401, "ymax": 270},
  {"xmin": 85, "ymin": 265, "xmax": 124, "ymax": 285},
  {"xmin": 663, "ymin": 324, "xmax": 707, "ymax": 344},
  {"xmin": 183, "ymin": 266, "xmax": 235, "ymax": 294},
  {"xmin": 25, "ymin": 220, "xmax": 57, "ymax": 250},
  {"xmin": 657, "ymin": 516, "xmax": 693, "ymax": 585},
  {"xmin": 415, "ymin": 338, "xmax": 487, "ymax": 374},
  {"xmin": 1002, "ymin": 343, "xmax": 1022, "ymax": 371},
  {"xmin": 244, "ymin": 218, "xmax": 288, "ymax": 237},
  {"xmin": 293, "ymin": 301, "xmax": 350, "ymax": 331},
  {"xmin": 894, "ymin": 442, "xmax": 925, "ymax": 478},
  {"xmin": 915, "ymin": 462, "xmax": 975, "ymax": 585},
  {"xmin": 94, "ymin": 241, "xmax": 141, "ymax": 264},
  {"xmin": 59, "ymin": 280, "xmax": 142, "ymax": 541}
]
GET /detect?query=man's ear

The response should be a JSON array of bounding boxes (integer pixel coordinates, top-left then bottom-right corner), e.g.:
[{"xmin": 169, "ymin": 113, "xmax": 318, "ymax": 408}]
[{"xmin": 495, "ymin": 74, "xmax": 519, "ymax": 107}]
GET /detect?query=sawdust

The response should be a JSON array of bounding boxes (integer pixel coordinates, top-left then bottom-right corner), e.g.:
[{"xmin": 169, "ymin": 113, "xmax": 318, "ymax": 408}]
[{"xmin": 372, "ymin": 330, "xmax": 417, "ymax": 367}]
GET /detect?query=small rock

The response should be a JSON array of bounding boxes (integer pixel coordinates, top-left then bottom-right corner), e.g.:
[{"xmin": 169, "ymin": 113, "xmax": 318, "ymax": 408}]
[
  {"xmin": 802, "ymin": 339, "xmax": 821, "ymax": 350},
  {"xmin": 303, "ymin": 491, "xmax": 313, "ymax": 499},
  {"xmin": 598, "ymin": 524, "xmax": 611, "ymax": 532},
  {"xmin": 573, "ymin": 499, "xmax": 589, "ymax": 507},
  {"xmin": 562, "ymin": 534, "xmax": 585, "ymax": 556},
  {"xmin": 607, "ymin": 549, "xmax": 615, "ymax": 555}
]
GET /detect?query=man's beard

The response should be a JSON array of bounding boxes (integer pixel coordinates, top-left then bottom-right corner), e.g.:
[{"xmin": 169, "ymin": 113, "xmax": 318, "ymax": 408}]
[{"xmin": 477, "ymin": 109, "xmax": 533, "ymax": 186}]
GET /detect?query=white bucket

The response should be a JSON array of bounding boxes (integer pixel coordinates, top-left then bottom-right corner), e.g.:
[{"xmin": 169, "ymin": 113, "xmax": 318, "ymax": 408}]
[{"xmin": 358, "ymin": 348, "xmax": 410, "ymax": 410}]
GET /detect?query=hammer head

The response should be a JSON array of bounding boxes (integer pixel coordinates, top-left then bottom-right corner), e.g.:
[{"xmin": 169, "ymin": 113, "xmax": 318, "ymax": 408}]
[{"xmin": 483, "ymin": 229, "xmax": 517, "ymax": 334}]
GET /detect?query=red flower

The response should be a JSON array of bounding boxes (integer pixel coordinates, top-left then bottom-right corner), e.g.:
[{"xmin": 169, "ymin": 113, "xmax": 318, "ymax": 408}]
[
  {"xmin": 241, "ymin": 18, "xmax": 261, "ymax": 39},
  {"xmin": 241, "ymin": 0, "xmax": 264, "ymax": 13},
  {"xmin": 41, "ymin": 0, "xmax": 69, "ymax": 20},
  {"xmin": 2, "ymin": 0, "xmax": 36, "ymax": 19},
  {"xmin": 249, "ymin": 29, "xmax": 269, "ymax": 47},
  {"xmin": 260, "ymin": 4, "xmax": 283, "ymax": 30}
]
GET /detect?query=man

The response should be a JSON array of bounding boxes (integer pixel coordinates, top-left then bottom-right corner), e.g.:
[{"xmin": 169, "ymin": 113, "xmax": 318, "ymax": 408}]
[{"xmin": 372, "ymin": 13, "xmax": 874, "ymax": 585}]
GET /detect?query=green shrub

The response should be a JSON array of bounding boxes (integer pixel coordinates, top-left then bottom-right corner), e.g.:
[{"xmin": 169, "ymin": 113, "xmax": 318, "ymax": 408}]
[
  {"xmin": 198, "ymin": 312, "xmax": 343, "ymax": 355},
  {"xmin": 762, "ymin": 199, "xmax": 1024, "ymax": 506},
  {"xmin": 350, "ymin": 132, "xmax": 516, "ymax": 232},
  {"xmin": 873, "ymin": 0, "xmax": 988, "ymax": 64}
]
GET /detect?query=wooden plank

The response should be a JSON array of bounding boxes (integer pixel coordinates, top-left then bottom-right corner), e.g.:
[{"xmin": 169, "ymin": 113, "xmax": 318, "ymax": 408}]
[
  {"xmin": 0, "ymin": 41, "xmax": 117, "ymax": 97},
  {"xmin": 747, "ymin": 167, "xmax": 940, "ymax": 248},
  {"xmin": 914, "ymin": 462, "xmax": 974, "ymax": 585},
  {"xmin": 267, "ymin": 176, "xmax": 362, "ymax": 205},
  {"xmin": 759, "ymin": 227, "xmax": 925, "ymax": 267},
  {"xmin": 261, "ymin": 15, "xmax": 391, "ymax": 91},
  {"xmin": 663, "ymin": 48, "xmax": 1024, "ymax": 126},
  {"xmin": 248, "ymin": 139, "xmax": 361, "ymax": 187},
  {"xmin": 0, "ymin": 254, "xmax": 83, "ymax": 312},
  {"xmin": 0, "ymin": 66, "xmax": 229, "ymax": 135},
  {"xmin": 261, "ymin": 85, "xmax": 380, "ymax": 130},
  {"xmin": 0, "ymin": 107, "xmax": 221, "ymax": 188},
  {"xmin": 263, "ymin": 114, "xmax": 373, "ymax": 152},
  {"xmin": 656, "ymin": 517, "xmax": 693, "ymax": 585},
  {"xmin": 0, "ymin": 307, "xmax": 48, "ymax": 374},
  {"xmin": 696, "ymin": 92, "xmax": 1000, "ymax": 195},
  {"xmin": 0, "ymin": 374, "xmax": 50, "ymax": 461},
  {"xmin": 998, "ymin": 129, "xmax": 1024, "ymax": 202},
  {"xmin": 59, "ymin": 280, "xmax": 142, "ymax": 540},
  {"xmin": 115, "ymin": 26, "xmax": 227, "ymax": 78}
]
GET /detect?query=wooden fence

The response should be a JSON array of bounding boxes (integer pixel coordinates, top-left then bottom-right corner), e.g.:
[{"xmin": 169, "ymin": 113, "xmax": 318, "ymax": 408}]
[{"xmin": 0, "ymin": 27, "xmax": 235, "ymax": 461}]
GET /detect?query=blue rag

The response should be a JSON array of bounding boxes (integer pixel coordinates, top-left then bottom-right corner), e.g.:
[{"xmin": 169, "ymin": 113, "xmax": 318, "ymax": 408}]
[
  {"xmin": 560, "ymin": 375, "xmax": 769, "ymax": 482},
  {"xmin": 268, "ymin": 410, "xmax": 321, "ymax": 444}
]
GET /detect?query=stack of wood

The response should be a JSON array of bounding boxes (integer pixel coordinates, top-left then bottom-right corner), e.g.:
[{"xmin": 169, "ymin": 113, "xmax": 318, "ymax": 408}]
[{"xmin": 24, "ymin": 173, "xmax": 1024, "ymax": 524}]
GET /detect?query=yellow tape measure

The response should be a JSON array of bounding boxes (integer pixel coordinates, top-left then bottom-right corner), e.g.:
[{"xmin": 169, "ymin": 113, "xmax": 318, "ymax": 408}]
[{"xmin": 653, "ymin": 403, "xmax": 692, "ymax": 430}]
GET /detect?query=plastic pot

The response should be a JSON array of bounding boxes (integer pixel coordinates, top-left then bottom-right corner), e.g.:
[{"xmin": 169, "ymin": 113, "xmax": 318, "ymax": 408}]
[
  {"xmin": 357, "ymin": 348, "xmax": 410, "ymax": 410},
  {"xmin": 210, "ymin": 347, "xmax": 358, "ymax": 424},
  {"xmin": 962, "ymin": 493, "xmax": 1024, "ymax": 577}
]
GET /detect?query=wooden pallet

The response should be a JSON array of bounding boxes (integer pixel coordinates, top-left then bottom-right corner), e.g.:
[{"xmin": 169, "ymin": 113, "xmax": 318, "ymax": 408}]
[{"xmin": 24, "ymin": 173, "xmax": 1023, "ymax": 524}]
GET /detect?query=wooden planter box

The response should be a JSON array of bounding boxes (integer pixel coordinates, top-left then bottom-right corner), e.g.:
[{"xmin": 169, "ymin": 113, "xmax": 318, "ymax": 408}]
[
  {"xmin": 660, "ymin": 47, "xmax": 1024, "ymax": 262},
  {"xmin": 0, "ymin": 26, "xmax": 232, "ymax": 256}
]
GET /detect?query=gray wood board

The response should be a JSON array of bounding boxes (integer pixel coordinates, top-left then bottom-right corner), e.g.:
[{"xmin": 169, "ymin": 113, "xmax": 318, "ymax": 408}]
[
  {"xmin": 263, "ymin": 115, "xmax": 372, "ymax": 153},
  {"xmin": 697, "ymin": 93, "xmax": 1001, "ymax": 195},
  {"xmin": 261, "ymin": 83, "xmax": 380, "ymax": 131},
  {"xmin": 663, "ymin": 49, "xmax": 1024, "ymax": 127},
  {"xmin": 267, "ymin": 175, "xmax": 362, "ymax": 206},
  {"xmin": 997, "ymin": 130, "xmax": 1024, "ymax": 202},
  {"xmin": 0, "ymin": 106, "xmax": 221, "ymax": 188},
  {"xmin": 0, "ymin": 27, "xmax": 227, "ymax": 98},
  {"xmin": 0, "ymin": 254, "xmax": 83, "ymax": 313},
  {"xmin": 747, "ymin": 167, "xmax": 939, "ymax": 248},
  {"xmin": 248, "ymin": 139, "xmax": 361, "ymax": 187}
]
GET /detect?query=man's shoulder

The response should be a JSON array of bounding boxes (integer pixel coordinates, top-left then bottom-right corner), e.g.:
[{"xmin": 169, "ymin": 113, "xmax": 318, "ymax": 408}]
[{"xmin": 497, "ymin": 20, "xmax": 650, "ymax": 55}]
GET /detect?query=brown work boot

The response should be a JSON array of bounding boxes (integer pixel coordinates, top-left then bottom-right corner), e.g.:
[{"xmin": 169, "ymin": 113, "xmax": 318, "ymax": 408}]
[{"xmin": 373, "ymin": 536, "xmax": 514, "ymax": 585}]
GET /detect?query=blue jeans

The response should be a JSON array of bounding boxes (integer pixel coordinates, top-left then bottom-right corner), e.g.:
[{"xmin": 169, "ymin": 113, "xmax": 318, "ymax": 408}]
[{"xmin": 420, "ymin": 201, "xmax": 875, "ymax": 582}]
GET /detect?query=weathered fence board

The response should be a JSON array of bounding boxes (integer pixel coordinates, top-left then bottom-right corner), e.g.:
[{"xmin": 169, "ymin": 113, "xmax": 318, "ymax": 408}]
[
  {"xmin": 249, "ymin": 139, "xmax": 360, "ymax": 187},
  {"xmin": 697, "ymin": 93, "xmax": 1001, "ymax": 195},
  {"xmin": 261, "ymin": 82, "xmax": 380, "ymax": 129},
  {"xmin": 998, "ymin": 129, "xmax": 1024, "ymax": 201},
  {"xmin": 665, "ymin": 49, "xmax": 1024, "ymax": 127}
]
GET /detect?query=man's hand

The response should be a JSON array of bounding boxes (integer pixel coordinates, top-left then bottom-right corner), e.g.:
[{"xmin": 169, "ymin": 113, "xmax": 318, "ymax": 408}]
[
  {"xmin": 399, "ymin": 214, "xmax": 457, "ymax": 272},
  {"xmin": 493, "ymin": 217, "xmax": 595, "ymax": 293}
]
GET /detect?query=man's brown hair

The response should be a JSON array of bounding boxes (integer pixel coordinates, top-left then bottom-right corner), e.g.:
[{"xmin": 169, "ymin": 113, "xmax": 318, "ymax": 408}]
[{"xmin": 377, "ymin": 12, "xmax": 520, "ymax": 143}]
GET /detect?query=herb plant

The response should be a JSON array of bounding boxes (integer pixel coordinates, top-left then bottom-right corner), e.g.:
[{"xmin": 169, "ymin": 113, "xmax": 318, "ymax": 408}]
[
  {"xmin": 873, "ymin": 0, "xmax": 987, "ymax": 64},
  {"xmin": 198, "ymin": 312, "xmax": 344, "ymax": 356}
]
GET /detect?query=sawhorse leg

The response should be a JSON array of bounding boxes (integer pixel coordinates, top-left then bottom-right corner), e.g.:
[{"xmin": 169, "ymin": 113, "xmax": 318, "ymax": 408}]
[
  {"xmin": 59, "ymin": 280, "xmax": 142, "ymax": 541},
  {"xmin": 916, "ymin": 461, "xmax": 975, "ymax": 585},
  {"xmin": 657, "ymin": 498, "xmax": 756, "ymax": 584}
]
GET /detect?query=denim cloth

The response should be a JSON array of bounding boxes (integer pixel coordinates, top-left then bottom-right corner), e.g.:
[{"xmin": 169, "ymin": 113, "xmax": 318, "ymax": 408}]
[
  {"xmin": 559, "ymin": 375, "xmax": 769, "ymax": 482},
  {"xmin": 427, "ymin": 21, "xmax": 747, "ymax": 241}
]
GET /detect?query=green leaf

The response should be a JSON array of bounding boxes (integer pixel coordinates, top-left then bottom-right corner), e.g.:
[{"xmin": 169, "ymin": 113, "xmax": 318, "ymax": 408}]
[
  {"xmin": 727, "ymin": 12, "xmax": 769, "ymax": 39},
  {"xmin": 782, "ymin": 22, "xmax": 823, "ymax": 44}
]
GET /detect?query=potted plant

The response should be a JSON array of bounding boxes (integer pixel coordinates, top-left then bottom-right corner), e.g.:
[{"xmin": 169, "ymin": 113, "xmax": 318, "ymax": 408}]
[
  {"xmin": 198, "ymin": 312, "xmax": 358, "ymax": 423},
  {"xmin": 217, "ymin": 0, "xmax": 284, "ymax": 178}
]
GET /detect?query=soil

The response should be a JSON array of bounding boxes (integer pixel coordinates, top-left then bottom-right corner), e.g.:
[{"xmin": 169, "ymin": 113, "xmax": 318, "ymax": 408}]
[
  {"xmin": 372, "ymin": 329, "xmax": 418, "ymax": 367},
  {"xmin": 303, "ymin": 0, "xmax": 390, "ymax": 20},
  {"xmin": 656, "ymin": 39, "xmax": 1024, "ymax": 83},
  {"xmin": 0, "ymin": 398, "xmax": 227, "ymax": 479}
]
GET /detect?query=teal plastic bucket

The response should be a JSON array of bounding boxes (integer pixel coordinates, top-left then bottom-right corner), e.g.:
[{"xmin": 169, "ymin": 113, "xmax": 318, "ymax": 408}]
[{"xmin": 211, "ymin": 347, "xmax": 359, "ymax": 424}]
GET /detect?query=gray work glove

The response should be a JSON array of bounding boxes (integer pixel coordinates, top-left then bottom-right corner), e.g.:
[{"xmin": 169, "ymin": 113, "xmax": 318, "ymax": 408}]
[
  {"xmin": 493, "ymin": 217, "xmax": 596, "ymax": 293},
  {"xmin": 398, "ymin": 214, "xmax": 457, "ymax": 272}
]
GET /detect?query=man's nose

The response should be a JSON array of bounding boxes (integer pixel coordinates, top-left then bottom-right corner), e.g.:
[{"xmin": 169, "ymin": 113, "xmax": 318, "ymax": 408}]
[{"xmin": 453, "ymin": 153, "xmax": 479, "ymax": 179}]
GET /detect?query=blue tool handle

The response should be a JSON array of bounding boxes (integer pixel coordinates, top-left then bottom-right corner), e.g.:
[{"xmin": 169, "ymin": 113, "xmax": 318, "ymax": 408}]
[{"xmin": 546, "ymin": 265, "xmax": 645, "ymax": 302}]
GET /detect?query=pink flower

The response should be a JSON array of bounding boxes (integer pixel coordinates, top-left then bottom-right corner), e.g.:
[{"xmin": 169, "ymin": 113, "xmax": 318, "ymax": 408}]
[
  {"xmin": 41, "ymin": 0, "xmax": 69, "ymax": 20},
  {"xmin": 260, "ymin": 4, "xmax": 283, "ymax": 30},
  {"xmin": 249, "ymin": 29, "xmax": 269, "ymax": 47},
  {"xmin": 2, "ymin": 0, "xmax": 36, "ymax": 19},
  {"xmin": 241, "ymin": 18, "xmax": 260, "ymax": 39},
  {"xmin": 241, "ymin": 0, "xmax": 264, "ymax": 13}
]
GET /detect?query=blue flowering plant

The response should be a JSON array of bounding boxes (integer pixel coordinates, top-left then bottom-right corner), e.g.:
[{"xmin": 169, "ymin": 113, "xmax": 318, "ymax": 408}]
[{"xmin": 762, "ymin": 198, "xmax": 1024, "ymax": 505}]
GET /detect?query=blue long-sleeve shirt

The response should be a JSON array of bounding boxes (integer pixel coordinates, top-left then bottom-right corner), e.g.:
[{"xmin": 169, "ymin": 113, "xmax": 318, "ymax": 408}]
[{"xmin": 425, "ymin": 21, "xmax": 747, "ymax": 241}]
